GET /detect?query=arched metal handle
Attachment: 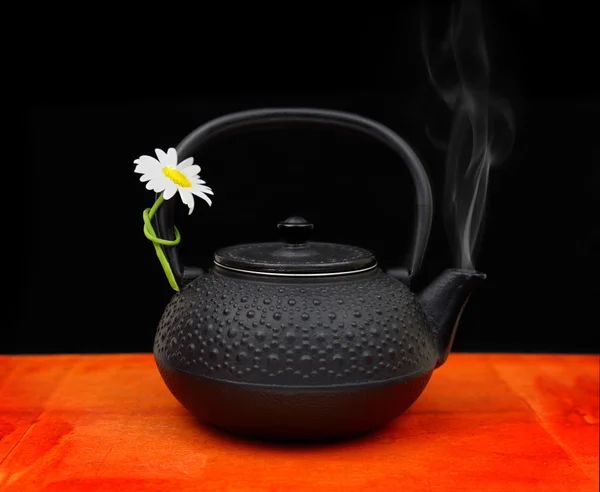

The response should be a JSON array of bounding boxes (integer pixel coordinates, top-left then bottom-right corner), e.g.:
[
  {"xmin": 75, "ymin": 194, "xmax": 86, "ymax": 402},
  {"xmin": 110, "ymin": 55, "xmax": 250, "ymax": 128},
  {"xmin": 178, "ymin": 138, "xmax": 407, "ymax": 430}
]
[{"xmin": 155, "ymin": 107, "xmax": 433, "ymax": 286}]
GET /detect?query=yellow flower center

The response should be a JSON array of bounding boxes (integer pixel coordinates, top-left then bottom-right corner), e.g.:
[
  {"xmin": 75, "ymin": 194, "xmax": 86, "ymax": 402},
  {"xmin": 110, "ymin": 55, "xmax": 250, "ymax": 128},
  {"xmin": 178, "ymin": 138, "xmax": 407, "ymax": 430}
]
[{"xmin": 162, "ymin": 167, "xmax": 191, "ymax": 187}]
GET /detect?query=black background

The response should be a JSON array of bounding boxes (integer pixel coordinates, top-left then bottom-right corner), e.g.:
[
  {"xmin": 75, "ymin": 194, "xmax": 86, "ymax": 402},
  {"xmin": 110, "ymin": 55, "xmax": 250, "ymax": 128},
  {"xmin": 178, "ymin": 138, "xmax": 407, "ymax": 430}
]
[{"xmin": 7, "ymin": 0, "xmax": 599, "ymax": 354}]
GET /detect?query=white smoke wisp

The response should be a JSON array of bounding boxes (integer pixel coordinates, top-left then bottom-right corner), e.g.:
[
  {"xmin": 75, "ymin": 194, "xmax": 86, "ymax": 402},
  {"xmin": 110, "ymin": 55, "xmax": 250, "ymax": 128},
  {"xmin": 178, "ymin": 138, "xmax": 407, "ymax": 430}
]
[{"xmin": 421, "ymin": 0, "xmax": 515, "ymax": 270}]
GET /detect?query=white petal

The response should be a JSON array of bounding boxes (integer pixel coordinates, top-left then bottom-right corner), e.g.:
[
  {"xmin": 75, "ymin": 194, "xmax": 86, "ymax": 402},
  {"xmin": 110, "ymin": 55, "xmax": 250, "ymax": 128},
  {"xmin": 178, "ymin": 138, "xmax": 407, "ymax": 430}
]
[
  {"xmin": 135, "ymin": 162, "xmax": 162, "ymax": 176},
  {"xmin": 178, "ymin": 187, "xmax": 189, "ymax": 203},
  {"xmin": 135, "ymin": 163, "xmax": 152, "ymax": 174},
  {"xmin": 191, "ymin": 189, "xmax": 212, "ymax": 207},
  {"xmin": 181, "ymin": 165, "xmax": 201, "ymax": 178},
  {"xmin": 165, "ymin": 148, "xmax": 178, "ymax": 167},
  {"xmin": 155, "ymin": 148, "xmax": 168, "ymax": 165},
  {"xmin": 179, "ymin": 188, "xmax": 195, "ymax": 214},
  {"xmin": 145, "ymin": 175, "xmax": 169, "ymax": 192},
  {"xmin": 134, "ymin": 155, "xmax": 160, "ymax": 165},
  {"xmin": 177, "ymin": 157, "xmax": 194, "ymax": 170},
  {"xmin": 133, "ymin": 155, "xmax": 161, "ymax": 174},
  {"xmin": 138, "ymin": 167, "xmax": 162, "ymax": 182},
  {"xmin": 192, "ymin": 184, "xmax": 214, "ymax": 195},
  {"xmin": 146, "ymin": 178, "xmax": 166, "ymax": 193},
  {"xmin": 163, "ymin": 181, "xmax": 178, "ymax": 200},
  {"xmin": 146, "ymin": 179, "xmax": 164, "ymax": 193}
]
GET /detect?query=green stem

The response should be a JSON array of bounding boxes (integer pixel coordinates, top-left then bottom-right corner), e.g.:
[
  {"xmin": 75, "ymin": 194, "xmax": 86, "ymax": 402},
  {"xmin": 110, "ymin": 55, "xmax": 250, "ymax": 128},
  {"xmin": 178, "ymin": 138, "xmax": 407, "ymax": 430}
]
[
  {"xmin": 148, "ymin": 193, "xmax": 165, "ymax": 219},
  {"xmin": 143, "ymin": 193, "xmax": 181, "ymax": 292}
]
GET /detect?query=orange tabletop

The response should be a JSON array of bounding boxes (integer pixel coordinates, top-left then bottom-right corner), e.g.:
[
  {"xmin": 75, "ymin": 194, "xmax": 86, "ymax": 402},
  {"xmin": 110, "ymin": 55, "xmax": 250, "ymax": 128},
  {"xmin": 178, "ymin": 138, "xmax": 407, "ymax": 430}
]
[{"xmin": 0, "ymin": 353, "xmax": 598, "ymax": 492}]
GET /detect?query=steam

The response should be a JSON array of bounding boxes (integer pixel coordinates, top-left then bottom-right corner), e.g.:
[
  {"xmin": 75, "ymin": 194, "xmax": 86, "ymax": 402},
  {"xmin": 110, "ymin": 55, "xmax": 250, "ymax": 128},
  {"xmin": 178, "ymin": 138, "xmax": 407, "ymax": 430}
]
[{"xmin": 421, "ymin": 0, "xmax": 515, "ymax": 270}]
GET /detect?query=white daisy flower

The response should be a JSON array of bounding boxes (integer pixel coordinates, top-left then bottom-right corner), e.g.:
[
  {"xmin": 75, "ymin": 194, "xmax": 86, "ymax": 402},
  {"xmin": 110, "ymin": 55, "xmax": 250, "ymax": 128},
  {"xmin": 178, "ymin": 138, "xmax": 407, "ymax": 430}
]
[{"xmin": 134, "ymin": 148, "xmax": 213, "ymax": 214}]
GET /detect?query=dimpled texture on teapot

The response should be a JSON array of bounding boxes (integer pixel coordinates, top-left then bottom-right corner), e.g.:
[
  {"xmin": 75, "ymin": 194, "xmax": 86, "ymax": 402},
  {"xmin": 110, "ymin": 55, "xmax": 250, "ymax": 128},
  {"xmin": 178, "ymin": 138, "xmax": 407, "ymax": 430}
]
[{"xmin": 154, "ymin": 271, "xmax": 439, "ymax": 386}]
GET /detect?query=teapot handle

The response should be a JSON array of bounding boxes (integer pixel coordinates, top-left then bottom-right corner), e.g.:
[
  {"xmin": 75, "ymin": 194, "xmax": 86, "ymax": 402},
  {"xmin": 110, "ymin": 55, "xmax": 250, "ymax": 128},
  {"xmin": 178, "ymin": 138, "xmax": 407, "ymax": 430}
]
[{"xmin": 155, "ymin": 107, "xmax": 433, "ymax": 287}]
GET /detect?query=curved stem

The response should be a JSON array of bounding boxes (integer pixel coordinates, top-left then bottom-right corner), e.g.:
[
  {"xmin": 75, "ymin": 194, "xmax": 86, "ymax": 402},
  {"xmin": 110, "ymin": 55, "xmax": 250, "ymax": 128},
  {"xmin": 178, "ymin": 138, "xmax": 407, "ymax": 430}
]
[
  {"xmin": 148, "ymin": 194, "xmax": 165, "ymax": 220},
  {"xmin": 143, "ymin": 193, "xmax": 181, "ymax": 292}
]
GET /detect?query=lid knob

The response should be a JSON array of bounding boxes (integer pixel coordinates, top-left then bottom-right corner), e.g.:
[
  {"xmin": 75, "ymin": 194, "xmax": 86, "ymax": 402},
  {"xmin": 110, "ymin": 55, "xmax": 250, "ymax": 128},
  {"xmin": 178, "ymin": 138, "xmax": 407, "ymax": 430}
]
[{"xmin": 277, "ymin": 216, "xmax": 314, "ymax": 245}]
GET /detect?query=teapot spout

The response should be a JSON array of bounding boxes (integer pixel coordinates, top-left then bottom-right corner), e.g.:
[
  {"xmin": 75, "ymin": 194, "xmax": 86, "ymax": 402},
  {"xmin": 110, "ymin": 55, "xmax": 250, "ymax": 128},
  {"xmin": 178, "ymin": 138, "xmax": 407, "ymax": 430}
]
[{"xmin": 418, "ymin": 269, "xmax": 486, "ymax": 367}]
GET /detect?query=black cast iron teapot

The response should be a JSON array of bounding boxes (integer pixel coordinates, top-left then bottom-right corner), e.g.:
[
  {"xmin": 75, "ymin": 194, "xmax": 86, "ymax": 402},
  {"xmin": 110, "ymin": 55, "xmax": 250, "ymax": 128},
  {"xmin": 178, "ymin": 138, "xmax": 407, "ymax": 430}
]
[{"xmin": 152, "ymin": 108, "xmax": 486, "ymax": 440}]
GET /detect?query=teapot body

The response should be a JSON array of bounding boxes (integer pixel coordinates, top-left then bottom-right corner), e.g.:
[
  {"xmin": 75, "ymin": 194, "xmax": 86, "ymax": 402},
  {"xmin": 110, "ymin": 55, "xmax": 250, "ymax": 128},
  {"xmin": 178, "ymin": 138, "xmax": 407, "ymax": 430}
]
[
  {"xmin": 154, "ymin": 267, "xmax": 440, "ymax": 439},
  {"xmin": 146, "ymin": 107, "xmax": 486, "ymax": 440}
]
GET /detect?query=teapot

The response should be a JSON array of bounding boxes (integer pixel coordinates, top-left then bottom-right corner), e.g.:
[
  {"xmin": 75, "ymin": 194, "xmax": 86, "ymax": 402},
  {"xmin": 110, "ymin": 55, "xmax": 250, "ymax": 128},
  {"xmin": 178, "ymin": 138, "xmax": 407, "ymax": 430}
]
[{"xmin": 151, "ymin": 108, "xmax": 486, "ymax": 440}]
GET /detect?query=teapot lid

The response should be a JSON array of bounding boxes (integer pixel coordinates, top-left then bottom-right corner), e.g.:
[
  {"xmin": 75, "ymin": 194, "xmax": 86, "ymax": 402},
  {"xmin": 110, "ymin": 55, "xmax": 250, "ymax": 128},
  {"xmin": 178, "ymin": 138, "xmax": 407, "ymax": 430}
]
[{"xmin": 213, "ymin": 216, "xmax": 377, "ymax": 277}]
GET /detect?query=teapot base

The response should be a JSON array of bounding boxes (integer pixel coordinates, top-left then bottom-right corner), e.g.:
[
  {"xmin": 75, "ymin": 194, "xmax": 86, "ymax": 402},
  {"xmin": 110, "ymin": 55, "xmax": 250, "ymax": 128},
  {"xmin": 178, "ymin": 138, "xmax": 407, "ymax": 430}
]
[{"xmin": 156, "ymin": 359, "xmax": 433, "ymax": 441}]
